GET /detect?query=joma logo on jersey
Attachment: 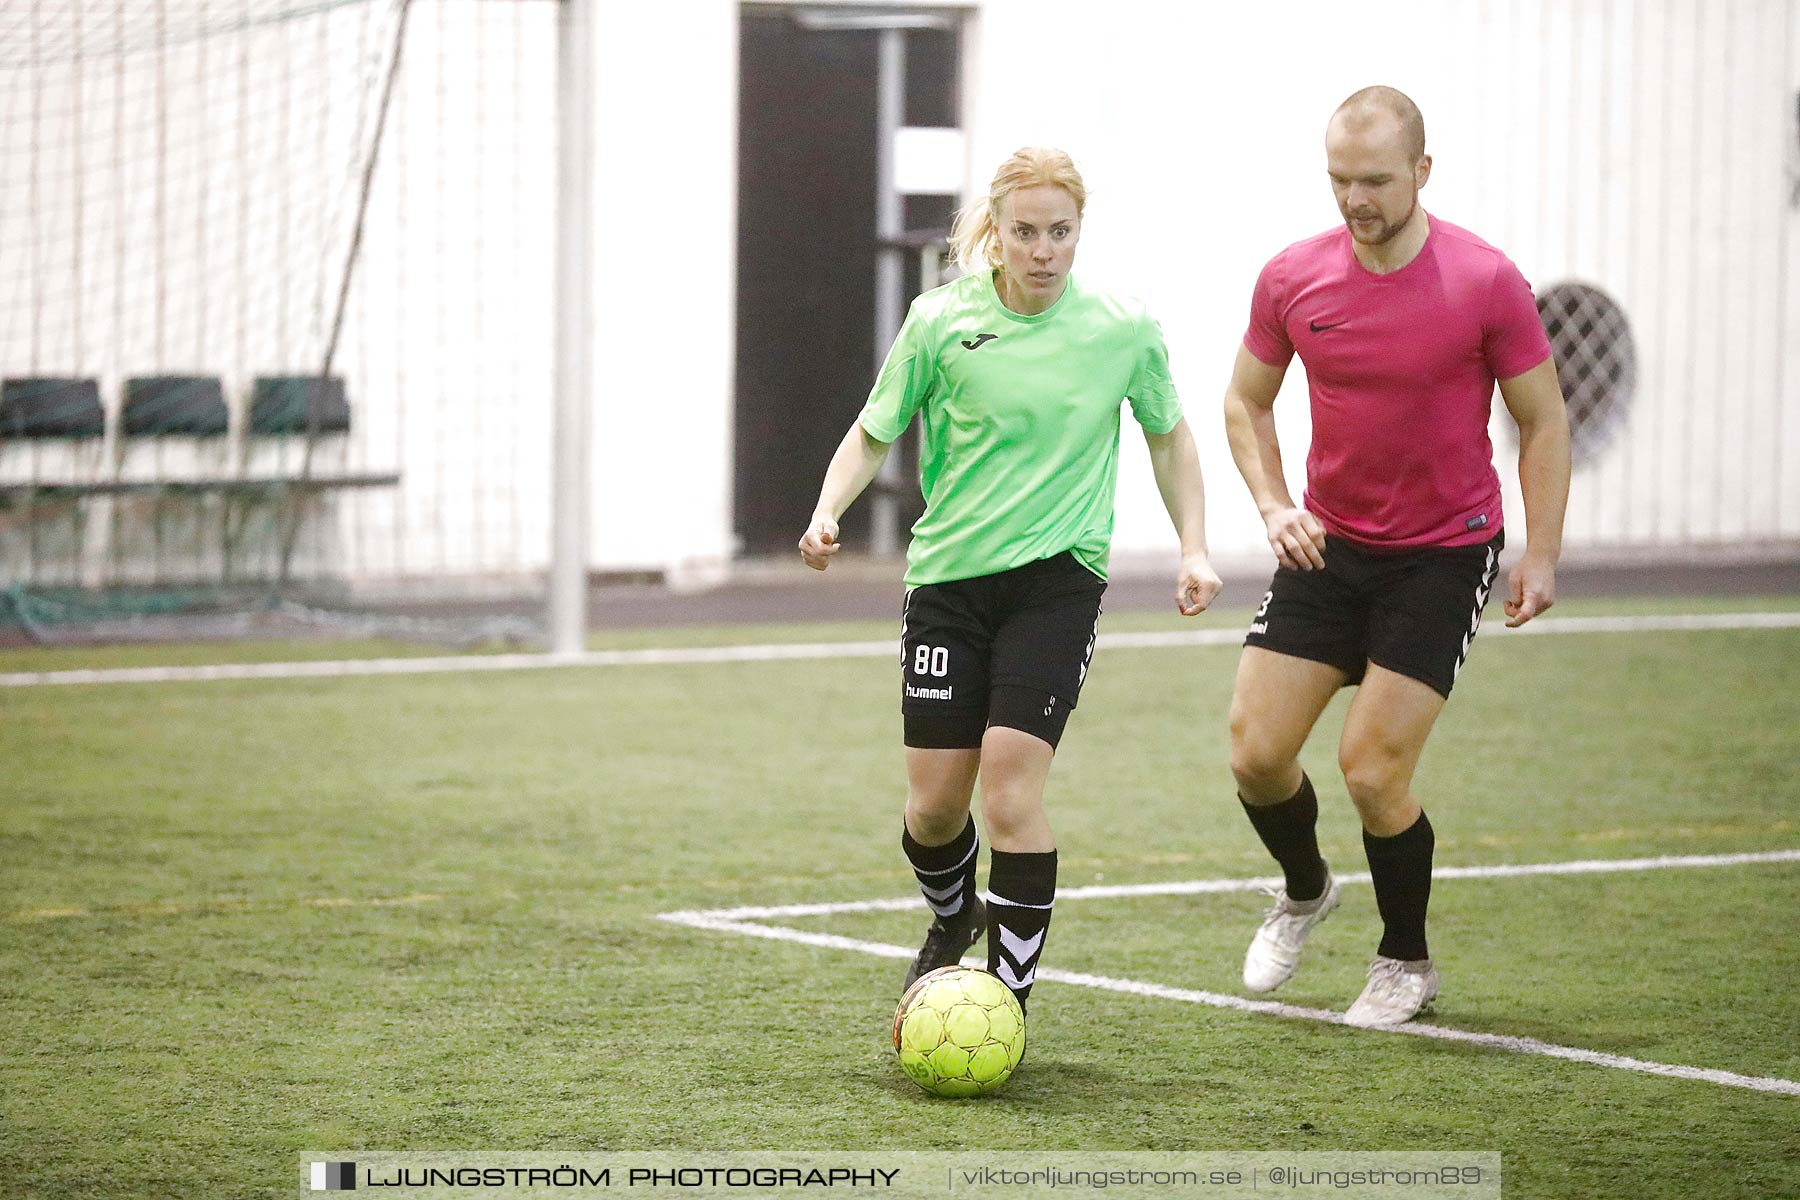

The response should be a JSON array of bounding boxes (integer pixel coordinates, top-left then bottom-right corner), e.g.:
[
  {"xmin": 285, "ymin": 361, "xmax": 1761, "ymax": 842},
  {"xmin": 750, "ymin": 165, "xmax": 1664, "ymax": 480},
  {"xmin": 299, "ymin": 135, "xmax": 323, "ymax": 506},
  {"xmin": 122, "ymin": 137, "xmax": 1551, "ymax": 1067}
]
[{"xmin": 960, "ymin": 333, "xmax": 998, "ymax": 350}]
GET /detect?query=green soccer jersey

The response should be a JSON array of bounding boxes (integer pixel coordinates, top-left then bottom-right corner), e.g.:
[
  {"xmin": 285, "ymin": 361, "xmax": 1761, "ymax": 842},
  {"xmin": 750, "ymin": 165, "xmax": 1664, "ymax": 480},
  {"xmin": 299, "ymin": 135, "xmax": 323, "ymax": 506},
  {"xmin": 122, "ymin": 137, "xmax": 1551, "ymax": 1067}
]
[{"xmin": 857, "ymin": 270, "xmax": 1183, "ymax": 586}]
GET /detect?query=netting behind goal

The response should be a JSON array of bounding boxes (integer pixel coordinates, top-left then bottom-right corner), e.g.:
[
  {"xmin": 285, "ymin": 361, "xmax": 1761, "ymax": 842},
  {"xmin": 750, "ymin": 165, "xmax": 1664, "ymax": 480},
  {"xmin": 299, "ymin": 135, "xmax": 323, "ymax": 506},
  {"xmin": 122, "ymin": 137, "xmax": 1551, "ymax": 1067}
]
[{"xmin": 0, "ymin": 0, "xmax": 557, "ymax": 641}]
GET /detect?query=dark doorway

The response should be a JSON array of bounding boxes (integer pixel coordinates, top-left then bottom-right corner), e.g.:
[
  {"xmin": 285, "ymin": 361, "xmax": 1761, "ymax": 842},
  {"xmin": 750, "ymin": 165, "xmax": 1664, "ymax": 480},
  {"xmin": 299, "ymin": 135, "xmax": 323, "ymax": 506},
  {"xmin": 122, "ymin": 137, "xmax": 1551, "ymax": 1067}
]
[{"xmin": 734, "ymin": 8, "xmax": 960, "ymax": 556}]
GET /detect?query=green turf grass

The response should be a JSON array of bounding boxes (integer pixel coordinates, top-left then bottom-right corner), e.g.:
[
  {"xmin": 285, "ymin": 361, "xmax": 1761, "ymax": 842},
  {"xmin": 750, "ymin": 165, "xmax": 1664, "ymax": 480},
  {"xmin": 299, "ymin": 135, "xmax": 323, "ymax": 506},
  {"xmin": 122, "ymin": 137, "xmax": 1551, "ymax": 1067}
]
[{"xmin": 1, "ymin": 601, "xmax": 1796, "ymax": 1197}]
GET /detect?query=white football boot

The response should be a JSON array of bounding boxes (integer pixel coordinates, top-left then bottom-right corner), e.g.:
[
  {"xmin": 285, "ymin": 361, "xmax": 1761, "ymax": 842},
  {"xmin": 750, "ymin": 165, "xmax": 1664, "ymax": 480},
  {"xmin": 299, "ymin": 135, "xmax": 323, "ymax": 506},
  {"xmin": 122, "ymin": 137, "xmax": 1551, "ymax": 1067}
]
[
  {"xmin": 1343, "ymin": 955, "xmax": 1439, "ymax": 1028},
  {"xmin": 1241, "ymin": 868, "xmax": 1340, "ymax": 993}
]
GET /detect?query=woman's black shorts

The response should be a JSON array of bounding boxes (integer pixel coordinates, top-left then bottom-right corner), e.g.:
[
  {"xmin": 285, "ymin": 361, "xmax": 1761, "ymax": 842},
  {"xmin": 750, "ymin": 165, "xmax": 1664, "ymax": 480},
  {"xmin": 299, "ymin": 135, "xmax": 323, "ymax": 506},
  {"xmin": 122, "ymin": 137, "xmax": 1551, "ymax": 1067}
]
[{"xmin": 900, "ymin": 551, "xmax": 1106, "ymax": 750}]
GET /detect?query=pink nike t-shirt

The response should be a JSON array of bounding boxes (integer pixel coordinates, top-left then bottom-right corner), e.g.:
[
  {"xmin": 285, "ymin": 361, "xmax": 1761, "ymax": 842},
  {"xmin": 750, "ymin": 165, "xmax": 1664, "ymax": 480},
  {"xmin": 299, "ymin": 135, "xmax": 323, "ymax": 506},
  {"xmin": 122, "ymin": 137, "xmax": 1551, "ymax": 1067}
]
[{"xmin": 1243, "ymin": 216, "xmax": 1552, "ymax": 548}]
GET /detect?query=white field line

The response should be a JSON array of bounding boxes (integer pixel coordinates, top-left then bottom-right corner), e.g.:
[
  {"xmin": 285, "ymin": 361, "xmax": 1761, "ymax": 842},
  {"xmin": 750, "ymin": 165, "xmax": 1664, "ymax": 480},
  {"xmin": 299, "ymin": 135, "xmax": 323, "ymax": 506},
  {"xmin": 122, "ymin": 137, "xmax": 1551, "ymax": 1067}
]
[
  {"xmin": 2, "ymin": 610, "xmax": 1796, "ymax": 688},
  {"xmin": 1102, "ymin": 609, "xmax": 1800, "ymax": 649},
  {"xmin": 656, "ymin": 849, "xmax": 1800, "ymax": 1098},
  {"xmin": 659, "ymin": 849, "xmax": 1800, "ymax": 921}
]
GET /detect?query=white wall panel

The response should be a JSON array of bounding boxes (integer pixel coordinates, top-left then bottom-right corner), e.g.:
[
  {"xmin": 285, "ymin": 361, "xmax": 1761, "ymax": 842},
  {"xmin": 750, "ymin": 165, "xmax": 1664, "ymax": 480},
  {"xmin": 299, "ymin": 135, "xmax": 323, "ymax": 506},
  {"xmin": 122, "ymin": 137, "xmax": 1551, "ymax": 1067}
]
[
  {"xmin": 588, "ymin": 0, "xmax": 738, "ymax": 578},
  {"xmin": 1775, "ymin": 0, "xmax": 1800, "ymax": 542},
  {"xmin": 3, "ymin": 1, "xmax": 1792, "ymax": 587},
  {"xmin": 685, "ymin": 0, "xmax": 1799, "ymax": 567}
]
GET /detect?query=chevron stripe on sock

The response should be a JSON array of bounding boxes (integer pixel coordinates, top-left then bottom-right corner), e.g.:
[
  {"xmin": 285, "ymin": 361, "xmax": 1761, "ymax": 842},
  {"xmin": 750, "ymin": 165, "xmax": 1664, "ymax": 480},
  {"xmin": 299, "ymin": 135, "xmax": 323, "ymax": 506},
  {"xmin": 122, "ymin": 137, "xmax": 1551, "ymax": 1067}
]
[
  {"xmin": 986, "ymin": 847, "xmax": 1057, "ymax": 1011},
  {"xmin": 903, "ymin": 817, "xmax": 979, "ymax": 921}
]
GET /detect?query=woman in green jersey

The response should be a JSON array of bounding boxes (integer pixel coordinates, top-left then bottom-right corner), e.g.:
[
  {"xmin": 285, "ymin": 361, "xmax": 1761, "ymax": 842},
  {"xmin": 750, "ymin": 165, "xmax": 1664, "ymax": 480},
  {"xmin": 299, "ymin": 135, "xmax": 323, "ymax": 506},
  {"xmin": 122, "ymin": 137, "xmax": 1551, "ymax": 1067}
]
[{"xmin": 798, "ymin": 147, "xmax": 1221, "ymax": 1015}]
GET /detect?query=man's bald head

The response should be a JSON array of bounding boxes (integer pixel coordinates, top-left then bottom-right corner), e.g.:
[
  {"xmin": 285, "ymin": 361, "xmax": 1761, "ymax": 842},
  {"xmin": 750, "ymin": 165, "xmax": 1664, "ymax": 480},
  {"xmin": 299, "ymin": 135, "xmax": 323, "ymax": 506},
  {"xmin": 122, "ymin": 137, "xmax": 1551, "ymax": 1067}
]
[{"xmin": 1331, "ymin": 86, "xmax": 1426, "ymax": 163}]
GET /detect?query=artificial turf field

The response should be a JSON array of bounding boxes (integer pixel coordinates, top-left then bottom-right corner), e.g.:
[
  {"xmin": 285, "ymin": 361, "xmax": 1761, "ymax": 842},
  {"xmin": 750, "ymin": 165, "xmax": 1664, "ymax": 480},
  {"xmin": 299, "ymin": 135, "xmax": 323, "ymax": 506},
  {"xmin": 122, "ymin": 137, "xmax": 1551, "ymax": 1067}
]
[{"xmin": 2, "ymin": 595, "xmax": 1796, "ymax": 1198}]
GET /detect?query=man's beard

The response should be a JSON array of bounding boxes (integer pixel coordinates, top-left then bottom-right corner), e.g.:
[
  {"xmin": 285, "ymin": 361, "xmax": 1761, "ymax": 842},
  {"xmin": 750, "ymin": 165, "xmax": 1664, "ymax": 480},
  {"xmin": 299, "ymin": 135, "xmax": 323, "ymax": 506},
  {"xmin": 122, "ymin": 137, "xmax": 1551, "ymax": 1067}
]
[{"xmin": 1350, "ymin": 193, "xmax": 1417, "ymax": 245}]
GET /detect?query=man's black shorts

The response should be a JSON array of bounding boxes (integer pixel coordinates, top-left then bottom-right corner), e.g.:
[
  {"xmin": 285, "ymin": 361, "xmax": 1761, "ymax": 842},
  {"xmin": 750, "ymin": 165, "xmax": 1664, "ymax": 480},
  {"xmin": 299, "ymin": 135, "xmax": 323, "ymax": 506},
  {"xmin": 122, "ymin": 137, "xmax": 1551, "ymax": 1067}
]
[
  {"xmin": 1244, "ymin": 531, "xmax": 1504, "ymax": 699},
  {"xmin": 900, "ymin": 551, "xmax": 1106, "ymax": 750}
]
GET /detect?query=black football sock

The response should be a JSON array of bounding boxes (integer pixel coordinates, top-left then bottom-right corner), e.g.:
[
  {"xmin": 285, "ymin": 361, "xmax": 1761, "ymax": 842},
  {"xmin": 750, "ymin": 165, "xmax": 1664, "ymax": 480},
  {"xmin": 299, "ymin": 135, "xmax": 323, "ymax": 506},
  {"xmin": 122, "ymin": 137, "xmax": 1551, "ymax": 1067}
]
[
  {"xmin": 1240, "ymin": 774, "xmax": 1328, "ymax": 902},
  {"xmin": 1364, "ymin": 810, "xmax": 1435, "ymax": 962},
  {"xmin": 986, "ymin": 848, "xmax": 1056, "ymax": 1012},
  {"xmin": 902, "ymin": 816, "xmax": 979, "ymax": 923}
]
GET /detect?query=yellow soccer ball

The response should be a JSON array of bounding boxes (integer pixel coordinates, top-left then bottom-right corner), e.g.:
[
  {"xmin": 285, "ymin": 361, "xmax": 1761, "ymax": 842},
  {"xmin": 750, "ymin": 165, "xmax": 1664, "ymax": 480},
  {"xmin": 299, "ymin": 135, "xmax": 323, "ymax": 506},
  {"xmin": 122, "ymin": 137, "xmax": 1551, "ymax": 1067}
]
[{"xmin": 891, "ymin": 965, "xmax": 1026, "ymax": 1097}]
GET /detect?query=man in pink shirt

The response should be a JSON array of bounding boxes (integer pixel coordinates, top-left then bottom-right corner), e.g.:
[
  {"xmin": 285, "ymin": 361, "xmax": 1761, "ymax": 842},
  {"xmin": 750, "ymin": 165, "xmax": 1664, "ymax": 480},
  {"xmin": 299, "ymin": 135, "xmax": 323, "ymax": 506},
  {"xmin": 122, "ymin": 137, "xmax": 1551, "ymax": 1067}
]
[{"xmin": 1221, "ymin": 86, "xmax": 1572, "ymax": 1027}]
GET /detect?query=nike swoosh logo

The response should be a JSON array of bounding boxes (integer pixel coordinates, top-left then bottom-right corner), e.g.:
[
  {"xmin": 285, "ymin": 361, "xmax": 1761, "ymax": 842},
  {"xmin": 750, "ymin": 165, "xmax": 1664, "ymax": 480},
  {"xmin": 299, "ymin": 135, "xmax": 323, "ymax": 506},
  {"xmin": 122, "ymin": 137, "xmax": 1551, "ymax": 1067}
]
[
  {"xmin": 1309, "ymin": 321, "xmax": 1345, "ymax": 332},
  {"xmin": 960, "ymin": 333, "xmax": 998, "ymax": 349}
]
